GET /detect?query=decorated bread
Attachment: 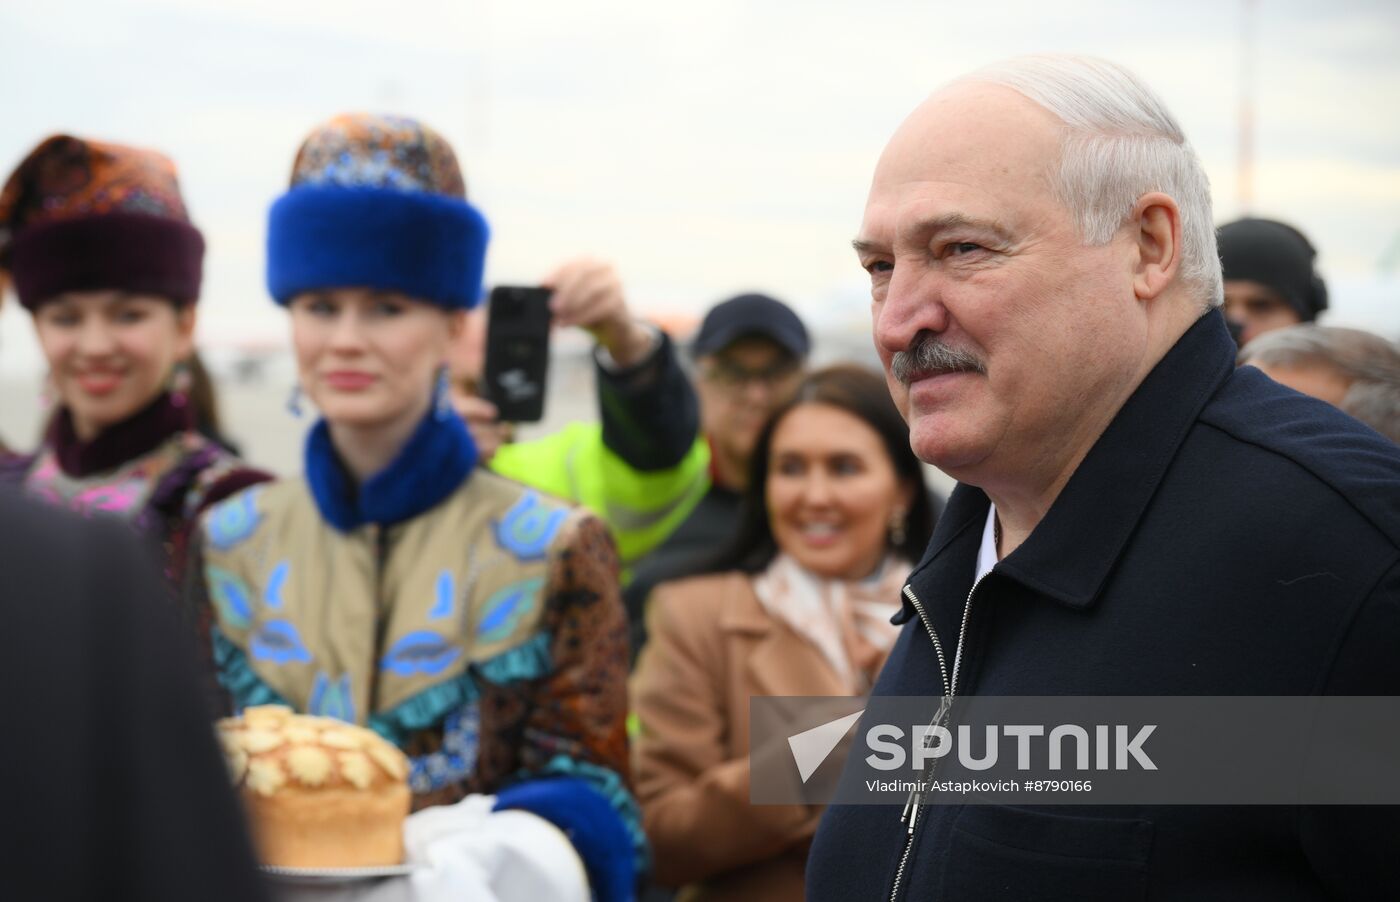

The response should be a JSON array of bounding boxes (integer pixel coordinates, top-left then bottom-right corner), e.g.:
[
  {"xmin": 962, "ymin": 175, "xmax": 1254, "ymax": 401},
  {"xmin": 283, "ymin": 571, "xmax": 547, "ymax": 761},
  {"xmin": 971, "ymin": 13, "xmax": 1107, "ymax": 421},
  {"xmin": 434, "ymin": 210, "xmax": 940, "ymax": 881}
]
[{"xmin": 217, "ymin": 705, "xmax": 412, "ymax": 868}]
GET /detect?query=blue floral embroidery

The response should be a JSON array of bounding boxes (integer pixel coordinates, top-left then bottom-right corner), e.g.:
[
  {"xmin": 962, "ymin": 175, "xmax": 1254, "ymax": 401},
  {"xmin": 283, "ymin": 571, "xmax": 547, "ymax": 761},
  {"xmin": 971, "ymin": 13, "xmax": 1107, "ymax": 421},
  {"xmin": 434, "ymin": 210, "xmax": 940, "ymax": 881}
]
[
  {"xmin": 428, "ymin": 569, "xmax": 455, "ymax": 621},
  {"xmin": 309, "ymin": 671, "xmax": 356, "ymax": 723},
  {"xmin": 250, "ymin": 619, "xmax": 313, "ymax": 666},
  {"xmin": 310, "ymin": 148, "xmax": 429, "ymax": 193},
  {"xmin": 264, "ymin": 560, "xmax": 290, "ymax": 610},
  {"xmin": 208, "ymin": 566, "xmax": 254, "ymax": 631},
  {"xmin": 380, "ymin": 631, "xmax": 462, "ymax": 678},
  {"xmin": 476, "ymin": 578, "xmax": 544, "ymax": 645},
  {"xmin": 408, "ymin": 700, "xmax": 480, "ymax": 794},
  {"xmin": 493, "ymin": 492, "xmax": 566, "ymax": 562},
  {"xmin": 206, "ymin": 489, "xmax": 263, "ymax": 550}
]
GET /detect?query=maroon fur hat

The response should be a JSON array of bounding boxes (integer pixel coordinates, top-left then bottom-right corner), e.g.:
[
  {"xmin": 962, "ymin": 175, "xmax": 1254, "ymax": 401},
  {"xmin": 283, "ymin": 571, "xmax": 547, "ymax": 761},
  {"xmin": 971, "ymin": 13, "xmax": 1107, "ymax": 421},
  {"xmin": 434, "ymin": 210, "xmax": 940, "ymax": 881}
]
[{"xmin": 0, "ymin": 134, "xmax": 205, "ymax": 310}]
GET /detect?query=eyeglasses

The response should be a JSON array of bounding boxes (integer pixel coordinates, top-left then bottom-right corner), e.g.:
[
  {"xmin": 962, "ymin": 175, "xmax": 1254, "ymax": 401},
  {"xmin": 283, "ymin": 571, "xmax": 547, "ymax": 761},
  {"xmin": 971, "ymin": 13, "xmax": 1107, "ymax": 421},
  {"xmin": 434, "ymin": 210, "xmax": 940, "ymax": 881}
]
[{"xmin": 702, "ymin": 358, "xmax": 802, "ymax": 393}]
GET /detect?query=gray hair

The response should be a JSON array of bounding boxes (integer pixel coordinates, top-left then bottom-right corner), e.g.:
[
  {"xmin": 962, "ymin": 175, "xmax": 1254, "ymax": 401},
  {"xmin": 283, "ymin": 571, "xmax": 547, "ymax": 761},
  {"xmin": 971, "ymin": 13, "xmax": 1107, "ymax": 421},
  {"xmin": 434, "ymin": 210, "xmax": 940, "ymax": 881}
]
[
  {"xmin": 1237, "ymin": 324, "xmax": 1400, "ymax": 381},
  {"xmin": 957, "ymin": 55, "xmax": 1223, "ymax": 309},
  {"xmin": 1239, "ymin": 324, "xmax": 1400, "ymax": 442}
]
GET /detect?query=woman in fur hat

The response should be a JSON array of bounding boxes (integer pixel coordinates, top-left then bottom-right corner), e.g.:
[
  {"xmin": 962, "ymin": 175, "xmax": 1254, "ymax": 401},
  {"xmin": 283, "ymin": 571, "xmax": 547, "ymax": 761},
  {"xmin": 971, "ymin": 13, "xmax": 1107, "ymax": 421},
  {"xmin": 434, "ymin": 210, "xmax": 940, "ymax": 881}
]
[
  {"xmin": 189, "ymin": 114, "xmax": 642, "ymax": 901},
  {"xmin": 0, "ymin": 135, "xmax": 270, "ymax": 584}
]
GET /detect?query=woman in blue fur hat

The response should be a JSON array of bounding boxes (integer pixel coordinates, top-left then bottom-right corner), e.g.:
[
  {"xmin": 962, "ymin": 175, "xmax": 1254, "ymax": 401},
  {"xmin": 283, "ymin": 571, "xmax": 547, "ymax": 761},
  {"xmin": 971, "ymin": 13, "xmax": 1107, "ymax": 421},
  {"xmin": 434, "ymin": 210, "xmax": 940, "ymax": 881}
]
[{"xmin": 189, "ymin": 114, "xmax": 642, "ymax": 900}]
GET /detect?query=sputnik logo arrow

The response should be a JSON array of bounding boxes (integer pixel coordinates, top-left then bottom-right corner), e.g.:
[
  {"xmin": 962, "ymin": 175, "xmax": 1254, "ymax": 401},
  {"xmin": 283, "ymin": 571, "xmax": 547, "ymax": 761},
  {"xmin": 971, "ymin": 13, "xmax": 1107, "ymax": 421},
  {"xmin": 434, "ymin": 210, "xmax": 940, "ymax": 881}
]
[{"xmin": 788, "ymin": 709, "xmax": 864, "ymax": 783}]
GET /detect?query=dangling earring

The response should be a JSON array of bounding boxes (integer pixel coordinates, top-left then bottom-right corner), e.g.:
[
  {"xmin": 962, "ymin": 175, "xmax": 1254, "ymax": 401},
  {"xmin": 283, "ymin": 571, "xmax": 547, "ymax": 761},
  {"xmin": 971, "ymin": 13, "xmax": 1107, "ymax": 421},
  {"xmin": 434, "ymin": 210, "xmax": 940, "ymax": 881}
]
[
  {"xmin": 170, "ymin": 359, "xmax": 192, "ymax": 408},
  {"xmin": 433, "ymin": 366, "xmax": 453, "ymax": 421},
  {"xmin": 286, "ymin": 382, "xmax": 304, "ymax": 418},
  {"xmin": 888, "ymin": 509, "xmax": 907, "ymax": 547}
]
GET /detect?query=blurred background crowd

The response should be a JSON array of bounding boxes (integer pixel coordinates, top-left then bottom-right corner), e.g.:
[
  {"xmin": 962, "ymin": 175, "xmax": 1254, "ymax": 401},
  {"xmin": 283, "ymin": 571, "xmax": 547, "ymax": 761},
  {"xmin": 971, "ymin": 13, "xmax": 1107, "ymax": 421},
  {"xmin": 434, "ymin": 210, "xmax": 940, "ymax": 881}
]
[{"xmin": 0, "ymin": 2, "xmax": 1397, "ymax": 901}]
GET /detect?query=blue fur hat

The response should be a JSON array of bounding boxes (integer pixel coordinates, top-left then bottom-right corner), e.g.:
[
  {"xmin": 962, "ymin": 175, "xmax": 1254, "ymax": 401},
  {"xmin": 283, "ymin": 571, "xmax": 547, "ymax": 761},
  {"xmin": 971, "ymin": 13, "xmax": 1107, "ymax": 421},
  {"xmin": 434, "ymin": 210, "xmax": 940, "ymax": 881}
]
[{"xmin": 266, "ymin": 113, "xmax": 489, "ymax": 310}]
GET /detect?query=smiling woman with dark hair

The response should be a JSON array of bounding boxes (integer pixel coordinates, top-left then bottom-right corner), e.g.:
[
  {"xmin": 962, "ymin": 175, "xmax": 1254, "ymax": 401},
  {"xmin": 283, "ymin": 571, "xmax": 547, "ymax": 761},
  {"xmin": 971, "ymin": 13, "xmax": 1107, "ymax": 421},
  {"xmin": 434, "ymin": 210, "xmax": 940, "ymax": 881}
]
[
  {"xmin": 631, "ymin": 363, "xmax": 934, "ymax": 901},
  {"xmin": 0, "ymin": 134, "xmax": 269, "ymax": 584}
]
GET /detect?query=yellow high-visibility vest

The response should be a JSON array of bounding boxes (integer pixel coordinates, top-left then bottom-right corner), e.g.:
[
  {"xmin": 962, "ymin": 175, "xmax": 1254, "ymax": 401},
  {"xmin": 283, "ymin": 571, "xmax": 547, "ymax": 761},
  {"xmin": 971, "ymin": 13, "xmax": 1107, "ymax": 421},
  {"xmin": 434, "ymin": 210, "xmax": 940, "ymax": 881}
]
[{"xmin": 489, "ymin": 424, "xmax": 711, "ymax": 581}]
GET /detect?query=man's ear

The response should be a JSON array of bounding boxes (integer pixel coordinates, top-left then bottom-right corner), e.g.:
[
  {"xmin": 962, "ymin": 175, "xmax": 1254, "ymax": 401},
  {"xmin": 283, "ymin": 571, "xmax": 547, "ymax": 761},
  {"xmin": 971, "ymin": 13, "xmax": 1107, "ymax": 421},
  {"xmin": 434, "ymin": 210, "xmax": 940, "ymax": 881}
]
[{"xmin": 1131, "ymin": 192, "xmax": 1182, "ymax": 303}]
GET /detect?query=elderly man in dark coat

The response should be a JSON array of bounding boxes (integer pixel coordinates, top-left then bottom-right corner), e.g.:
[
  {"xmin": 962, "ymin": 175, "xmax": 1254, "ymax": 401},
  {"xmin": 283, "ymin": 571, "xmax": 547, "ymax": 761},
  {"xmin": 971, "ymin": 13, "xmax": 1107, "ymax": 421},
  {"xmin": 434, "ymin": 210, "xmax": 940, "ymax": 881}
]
[{"xmin": 810, "ymin": 54, "xmax": 1400, "ymax": 900}]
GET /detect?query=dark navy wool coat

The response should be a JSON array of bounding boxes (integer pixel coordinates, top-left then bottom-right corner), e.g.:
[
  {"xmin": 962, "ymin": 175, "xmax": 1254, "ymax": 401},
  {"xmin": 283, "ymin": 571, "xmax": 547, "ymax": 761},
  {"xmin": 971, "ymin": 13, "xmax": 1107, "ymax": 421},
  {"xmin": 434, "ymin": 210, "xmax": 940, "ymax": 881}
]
[{"xmin": 808, "ymin": 311, "xmax": 1400, "ymax": 901}]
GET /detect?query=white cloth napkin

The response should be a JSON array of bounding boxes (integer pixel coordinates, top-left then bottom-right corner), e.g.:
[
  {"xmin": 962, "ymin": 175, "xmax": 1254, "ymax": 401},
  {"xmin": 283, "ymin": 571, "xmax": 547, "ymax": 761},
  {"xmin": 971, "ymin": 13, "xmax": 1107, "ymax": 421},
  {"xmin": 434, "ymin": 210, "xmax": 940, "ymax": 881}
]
[{"xmin": 269, "ymin": 794, "xmax": 589, "ymax": 902}]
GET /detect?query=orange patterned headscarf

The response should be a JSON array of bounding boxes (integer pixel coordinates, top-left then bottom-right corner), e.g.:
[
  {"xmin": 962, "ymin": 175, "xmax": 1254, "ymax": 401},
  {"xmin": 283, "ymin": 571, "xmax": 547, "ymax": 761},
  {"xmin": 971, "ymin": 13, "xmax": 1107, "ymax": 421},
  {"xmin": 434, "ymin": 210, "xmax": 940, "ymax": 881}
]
[{"xmin": 287, "ymin": 113, "xmax": 467, "ymax": 197}]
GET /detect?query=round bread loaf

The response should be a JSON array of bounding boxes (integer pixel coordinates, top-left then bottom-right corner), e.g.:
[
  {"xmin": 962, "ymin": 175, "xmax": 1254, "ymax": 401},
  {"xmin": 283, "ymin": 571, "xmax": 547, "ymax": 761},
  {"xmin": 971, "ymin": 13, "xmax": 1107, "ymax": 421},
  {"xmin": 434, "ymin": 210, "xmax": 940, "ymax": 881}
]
[{"xmin": 217, "ymin": 705, "xmax": 412, "ymax": 868}]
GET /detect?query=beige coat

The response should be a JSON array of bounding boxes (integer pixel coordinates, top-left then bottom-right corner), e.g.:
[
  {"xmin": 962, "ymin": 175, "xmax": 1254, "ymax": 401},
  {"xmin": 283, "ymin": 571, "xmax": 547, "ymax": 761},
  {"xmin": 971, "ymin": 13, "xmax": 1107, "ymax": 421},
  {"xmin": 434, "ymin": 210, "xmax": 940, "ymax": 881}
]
[{"xmin": 632, "ymin": 571, "xmax": 885, "ymax": 902}]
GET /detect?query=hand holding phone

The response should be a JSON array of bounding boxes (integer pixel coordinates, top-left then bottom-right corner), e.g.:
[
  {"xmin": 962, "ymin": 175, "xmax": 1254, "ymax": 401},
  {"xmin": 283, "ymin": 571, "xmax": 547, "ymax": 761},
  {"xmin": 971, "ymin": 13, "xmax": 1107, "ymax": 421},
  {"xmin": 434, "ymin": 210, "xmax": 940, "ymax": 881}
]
[{"xmin": 544, "ymin": 258, "xmax": 654, "ymax": 368}]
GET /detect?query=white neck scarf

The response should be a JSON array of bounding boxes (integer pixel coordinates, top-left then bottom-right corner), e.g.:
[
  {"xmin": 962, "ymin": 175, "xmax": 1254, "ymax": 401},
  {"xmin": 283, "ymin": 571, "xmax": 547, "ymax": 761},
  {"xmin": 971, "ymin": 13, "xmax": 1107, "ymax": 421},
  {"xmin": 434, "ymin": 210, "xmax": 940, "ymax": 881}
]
[{"xmin": 751, "ymin": 552, "xmax": 913, "ymax": 692}]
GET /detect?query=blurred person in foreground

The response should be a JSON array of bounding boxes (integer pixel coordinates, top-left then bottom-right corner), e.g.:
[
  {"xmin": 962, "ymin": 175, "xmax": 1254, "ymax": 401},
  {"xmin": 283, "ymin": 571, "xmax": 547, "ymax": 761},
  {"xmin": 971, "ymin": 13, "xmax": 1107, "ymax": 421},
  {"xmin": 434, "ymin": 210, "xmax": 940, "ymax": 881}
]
[
  {"xmin": 0, "ymin": 489, "xmax": 268, "ymax": 902},
  {"xmin": 188, "ymin": 114, "xmax": 641, "ymax": 901},
  {"xmin": 632, "ymin": 365, "xmax": 934, "ymax": 901},
  {"xmin": 809, "ymin": 54, "xmax": 1400, "ymax": 900},
  {"xmin": 1218, "ymin": 216, "xmax": 1329, "ymax": 346},
  {"xmin": 449, "ymin": 258, "xmax": 708, "ymax": 581},
  {"xmin": 623, "ymin": 293, "xmax": 812, "ymax": 652},
  {"xmin": 1238, "ymin": 323, "xmax": 1400, "ymax": 443},
  {"xmin": 0, "ymin": 135, "xmax": 270, "ymax": 584}
]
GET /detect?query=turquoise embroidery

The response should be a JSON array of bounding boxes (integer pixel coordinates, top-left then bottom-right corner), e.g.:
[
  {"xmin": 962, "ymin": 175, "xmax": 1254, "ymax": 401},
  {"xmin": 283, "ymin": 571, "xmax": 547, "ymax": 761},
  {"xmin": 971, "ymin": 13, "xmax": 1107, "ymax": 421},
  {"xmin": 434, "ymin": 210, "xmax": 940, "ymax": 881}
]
[
  {"xmin": 213, "ymin": 628, "xmax": 290, "ymax": 711},
  {"xmin": 429, "ymin": 569, "xmax": 455, "ymax": 620},
  {"xmin": 309, "ymin": 671, "xmax": 356, "ymax": 723},
  {"xmin": 493, "ymin": 492, "xmax": 566, "ymax": 561},
  {"xmin": 264, "ymin": 560, "xmax": 290, "ymax": 610},
  {"xmin": 380, "ymin": 631, "xmax": 462, "ymax": 677},
  {"xmin": 478, "ymin": 632, "xmax": 552, "ymax": 684},
  {"xmin": 208, "ymin": 566, "xmax": 254, "ymax": 631},
  {"xmin": 250, "ymin": 619, "xmax": 313, "ymax": 665},
  {"xmin": 368, "ymin": 637, "xmax": 549, "ymax": 748},
  {"xmin": 206, "ymin": 489, "xmax": 263, "ymax": 550},
  {"xmin": 370, "ymin": 672, "xmax": 479, "ymax": 748},
  {"xmin": 477, "ymin": 578, "xmax": 545, "ymax": 644}
]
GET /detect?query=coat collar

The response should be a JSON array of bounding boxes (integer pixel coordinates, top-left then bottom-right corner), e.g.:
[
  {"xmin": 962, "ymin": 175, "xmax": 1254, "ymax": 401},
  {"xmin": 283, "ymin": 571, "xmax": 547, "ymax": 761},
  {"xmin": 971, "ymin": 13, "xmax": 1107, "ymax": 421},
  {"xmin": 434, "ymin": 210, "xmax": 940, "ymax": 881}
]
[
  {"xmin": 718, "ymin": 572, "xmax": 771, "ymax": 634},
  {"xmin": 304, "ymin": 408, "xmax": 478, "ymax": 532},
  {"xmin": 46, "ymin": 392, "xmax": 189, "ymax": 477},
  {"xmin": 714, "ymin": 571, "xmax": 852, "ymax": 697},
  {"xmin": 898, "ymin": 309, "xmax": 1236, "ymax": 621}
]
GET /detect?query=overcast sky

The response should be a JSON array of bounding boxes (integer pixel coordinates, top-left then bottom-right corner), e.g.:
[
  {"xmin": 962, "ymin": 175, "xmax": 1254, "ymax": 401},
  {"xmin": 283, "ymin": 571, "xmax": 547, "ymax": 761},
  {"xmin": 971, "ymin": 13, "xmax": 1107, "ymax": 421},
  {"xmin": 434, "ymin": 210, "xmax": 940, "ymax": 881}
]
[{"xmin": 2, "ymin": 0, "xmax": 1398, "ymax": 370}]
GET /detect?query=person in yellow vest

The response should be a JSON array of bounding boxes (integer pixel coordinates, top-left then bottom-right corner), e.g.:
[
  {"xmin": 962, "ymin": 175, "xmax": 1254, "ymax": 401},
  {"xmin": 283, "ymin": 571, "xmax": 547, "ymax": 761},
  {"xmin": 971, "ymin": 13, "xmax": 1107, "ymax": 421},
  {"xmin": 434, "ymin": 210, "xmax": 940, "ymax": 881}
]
[{"xmin": 189, "ymin": 114, "xmax": 642, "ymax": 900}]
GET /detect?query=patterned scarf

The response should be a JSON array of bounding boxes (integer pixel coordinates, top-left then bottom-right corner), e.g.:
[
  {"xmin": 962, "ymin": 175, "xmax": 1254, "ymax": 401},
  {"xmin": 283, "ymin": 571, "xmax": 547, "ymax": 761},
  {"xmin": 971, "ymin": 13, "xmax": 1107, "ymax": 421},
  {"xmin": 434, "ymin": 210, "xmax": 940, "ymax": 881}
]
[{"xmin": 752, "ymin": 552, "xmax": 912, "ymax": 693}]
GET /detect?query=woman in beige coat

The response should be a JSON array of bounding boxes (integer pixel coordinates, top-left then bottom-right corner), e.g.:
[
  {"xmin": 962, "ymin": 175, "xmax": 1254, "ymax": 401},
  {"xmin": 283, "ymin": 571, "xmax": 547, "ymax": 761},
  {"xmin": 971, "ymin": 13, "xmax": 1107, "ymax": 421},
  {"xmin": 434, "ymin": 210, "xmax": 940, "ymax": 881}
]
[{"xmin": 632, "ymin": 365, "xmax": 937, "ymax": 901}]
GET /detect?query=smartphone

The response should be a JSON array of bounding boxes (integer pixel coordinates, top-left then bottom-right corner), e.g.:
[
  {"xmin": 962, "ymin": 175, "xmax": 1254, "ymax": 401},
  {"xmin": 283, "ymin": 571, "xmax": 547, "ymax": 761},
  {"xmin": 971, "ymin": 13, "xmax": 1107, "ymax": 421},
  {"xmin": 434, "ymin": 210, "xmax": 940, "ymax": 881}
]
[{"xmin": 482, "ymin": 285, "xmax": 553, "ymax": 422}]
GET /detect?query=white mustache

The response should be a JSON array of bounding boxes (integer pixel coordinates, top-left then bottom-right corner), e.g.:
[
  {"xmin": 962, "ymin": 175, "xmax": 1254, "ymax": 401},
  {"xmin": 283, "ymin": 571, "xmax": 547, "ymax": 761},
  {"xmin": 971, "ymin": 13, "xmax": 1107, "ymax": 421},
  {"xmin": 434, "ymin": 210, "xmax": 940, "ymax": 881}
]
[{"xmin": 891, "ymin": 334, "xmax": 986, "ymax": 386}]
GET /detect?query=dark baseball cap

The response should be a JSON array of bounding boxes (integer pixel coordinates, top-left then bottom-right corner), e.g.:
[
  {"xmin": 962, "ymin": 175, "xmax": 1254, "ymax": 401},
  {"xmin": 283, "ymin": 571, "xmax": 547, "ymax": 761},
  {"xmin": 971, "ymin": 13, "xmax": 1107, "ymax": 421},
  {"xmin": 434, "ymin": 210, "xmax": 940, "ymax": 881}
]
[
  {"xmin": 691, "ymin": 293, "xmax": 810, "ymax": 359},
  {"xmin": 1218, "ymin": 217, "xmax": 1329, "ymax": 322}
]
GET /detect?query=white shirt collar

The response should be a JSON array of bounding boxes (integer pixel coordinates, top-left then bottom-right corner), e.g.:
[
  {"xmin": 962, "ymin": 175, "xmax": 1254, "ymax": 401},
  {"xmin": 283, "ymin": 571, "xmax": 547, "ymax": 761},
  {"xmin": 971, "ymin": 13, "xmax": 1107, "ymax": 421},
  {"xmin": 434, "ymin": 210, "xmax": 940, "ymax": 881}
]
[{"xmin": 975, "ymin": 501, "xmax": 999, "ymax": 583}]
